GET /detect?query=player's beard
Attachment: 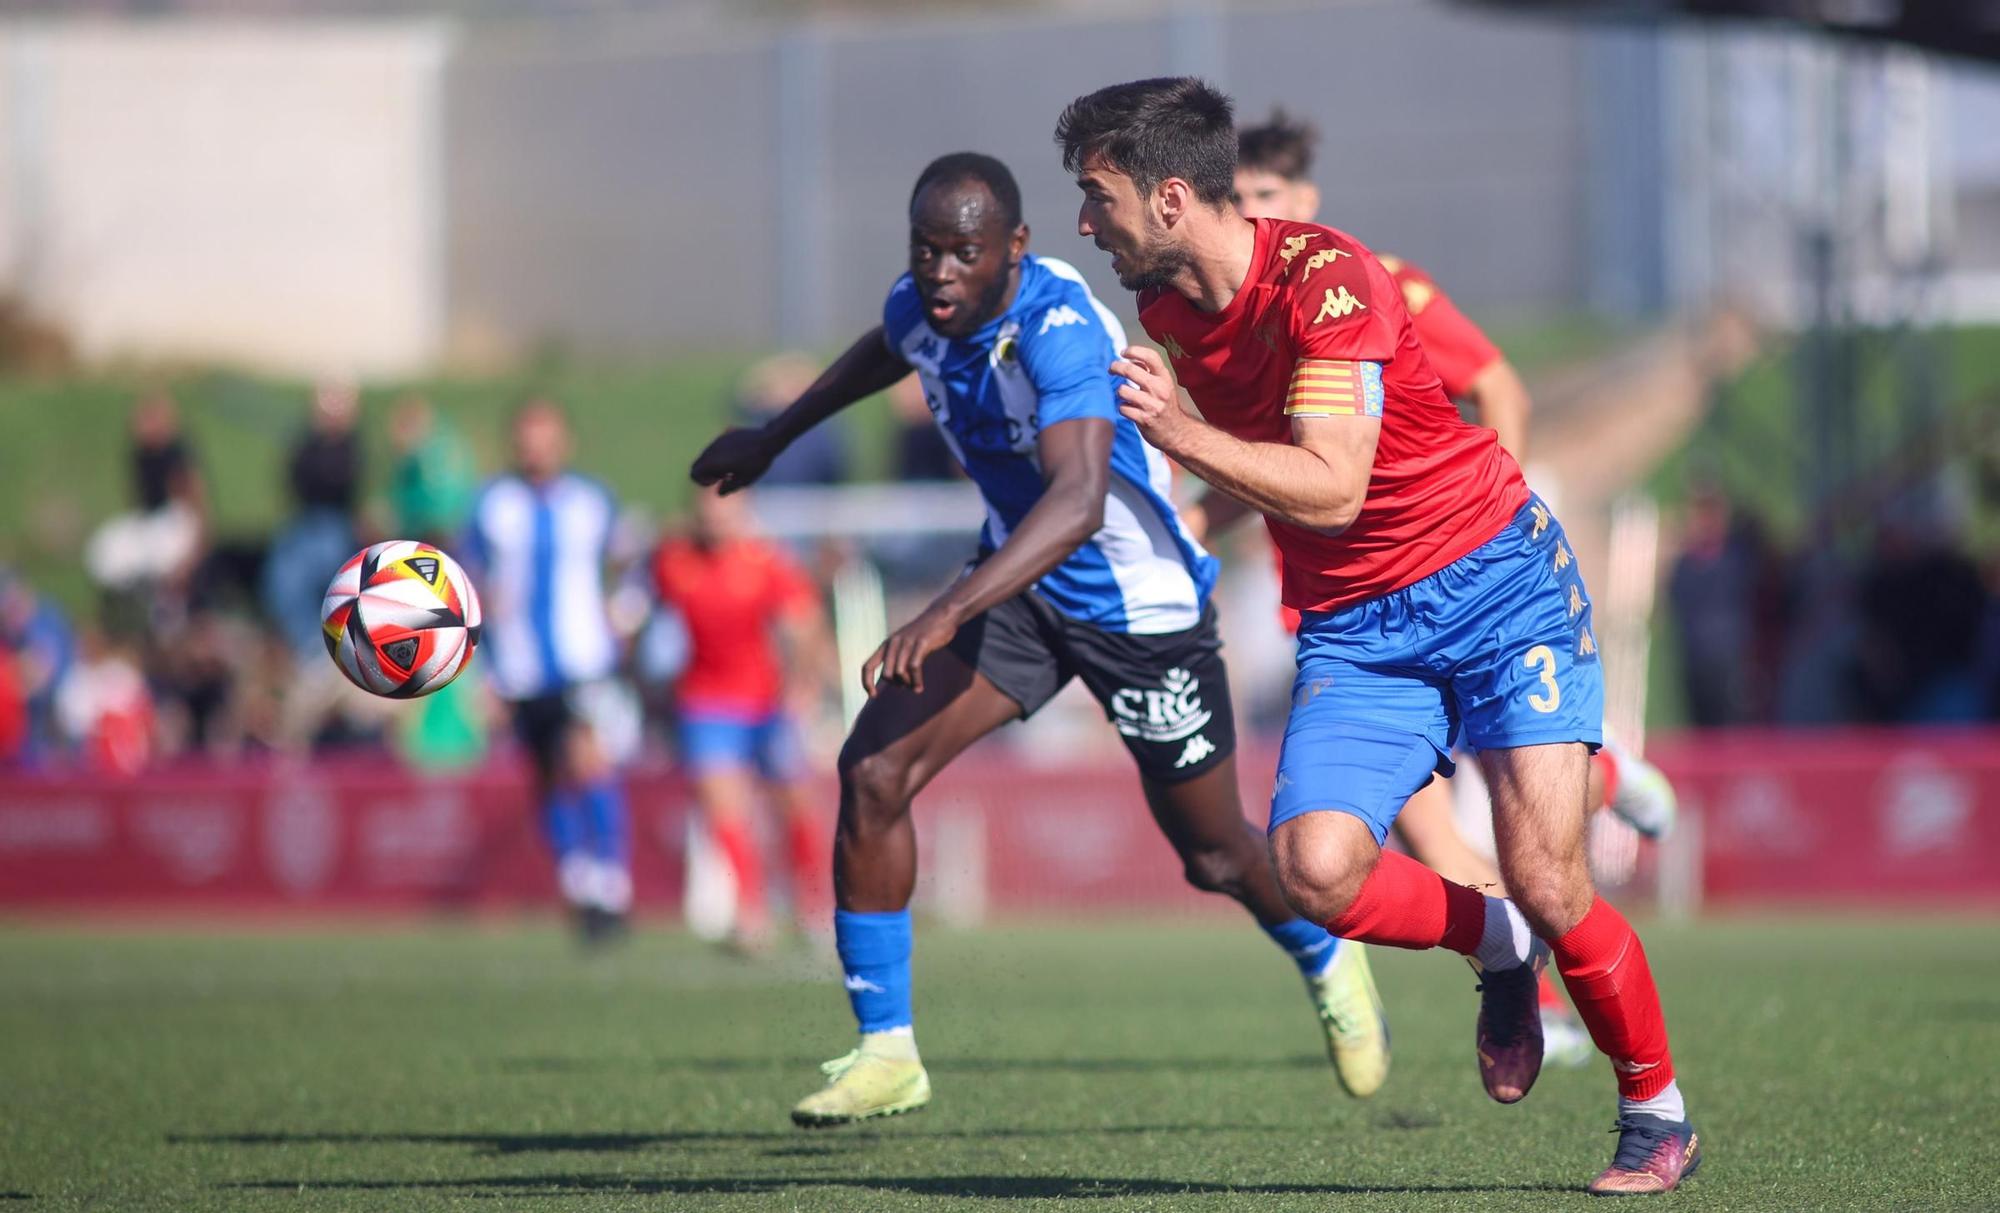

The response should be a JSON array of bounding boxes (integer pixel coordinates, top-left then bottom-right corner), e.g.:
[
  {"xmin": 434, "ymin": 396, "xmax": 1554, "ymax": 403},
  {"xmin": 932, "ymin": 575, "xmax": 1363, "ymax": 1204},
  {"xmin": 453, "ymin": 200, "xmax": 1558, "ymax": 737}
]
[{"xmin": 1112, "ymin": 228, "xmax": 1190, "ymax": 293}]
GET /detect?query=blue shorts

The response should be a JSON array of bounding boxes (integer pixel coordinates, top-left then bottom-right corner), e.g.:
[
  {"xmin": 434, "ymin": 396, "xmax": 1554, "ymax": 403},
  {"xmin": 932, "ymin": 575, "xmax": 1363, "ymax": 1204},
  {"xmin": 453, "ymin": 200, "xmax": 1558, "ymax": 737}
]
[
  {"xmin": 1270, "ymin": 495, "xmax": 1603, "ymax": 844},
  {"xmin": 678, "ymin": 708, "xmax": 804, "ymax": 781}
]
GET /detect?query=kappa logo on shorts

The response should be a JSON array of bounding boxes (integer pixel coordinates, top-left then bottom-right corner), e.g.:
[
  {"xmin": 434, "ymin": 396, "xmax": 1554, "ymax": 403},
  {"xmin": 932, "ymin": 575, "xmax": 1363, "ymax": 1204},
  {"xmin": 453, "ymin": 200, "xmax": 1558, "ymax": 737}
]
[
  {"xmin": 1175, "ymin": 735, "xmax": 1217, "ymax": 769},
  {"xmin": 1111, "ymin": 667, "xmax": 1213, "ymax": 744}
]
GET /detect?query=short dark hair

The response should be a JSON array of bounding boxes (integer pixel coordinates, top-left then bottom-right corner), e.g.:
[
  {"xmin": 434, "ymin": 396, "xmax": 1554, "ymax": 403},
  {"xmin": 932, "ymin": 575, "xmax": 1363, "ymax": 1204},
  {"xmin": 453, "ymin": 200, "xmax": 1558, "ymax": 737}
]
[
  {"xmin": 1238, "ymin": 109, "xmax": 1317, "ymax": 182},
  {"xmin": 1055, "ymin": 77, "xmax": 1236, "ymax": 205},
  {"xmin": 909, "ymin": 152, "xmax": 1023, "ymax": 229}
]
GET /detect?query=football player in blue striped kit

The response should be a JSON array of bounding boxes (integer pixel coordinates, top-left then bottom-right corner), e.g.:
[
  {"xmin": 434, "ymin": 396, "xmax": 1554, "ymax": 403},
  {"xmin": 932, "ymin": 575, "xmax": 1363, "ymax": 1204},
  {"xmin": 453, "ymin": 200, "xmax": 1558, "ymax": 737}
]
[
  {"xmin": 464, "ymin": 400, "xmax": 634, "ymax": 944},
  {"xmin": 691, "ymin": 153, "xmax": 1388, "ymax": 1126}
]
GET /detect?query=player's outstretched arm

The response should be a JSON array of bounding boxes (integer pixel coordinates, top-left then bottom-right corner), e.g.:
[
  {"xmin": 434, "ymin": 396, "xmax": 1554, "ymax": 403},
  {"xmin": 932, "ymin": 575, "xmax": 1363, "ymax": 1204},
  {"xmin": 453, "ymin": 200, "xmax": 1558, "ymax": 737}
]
[
  {"xmin": 691, "ymin": 327, "xmax": 912, "ymax": 494},
  {"xmin": 1112, "ymin": 345, "xmax": 1378, "ymax": 534},
  {"xmin": 862, "ymin": 417, "xmax": 1111, "ymax": 696}
]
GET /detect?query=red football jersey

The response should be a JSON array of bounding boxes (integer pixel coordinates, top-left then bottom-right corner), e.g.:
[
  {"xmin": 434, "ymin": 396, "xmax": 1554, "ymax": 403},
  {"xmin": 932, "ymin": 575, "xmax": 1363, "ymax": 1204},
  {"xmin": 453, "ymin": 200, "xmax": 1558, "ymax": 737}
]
[
  {"xmin": 1139, "ymin": 218, "xmax": 1527, "ymax": 612},
  {"xmin": 1378, "ymin": 254, "xmax": 1503, "ymax": 401},
  {"xmin": 652, "ymin": 535, "xmax": 817, "ymax": 716}
]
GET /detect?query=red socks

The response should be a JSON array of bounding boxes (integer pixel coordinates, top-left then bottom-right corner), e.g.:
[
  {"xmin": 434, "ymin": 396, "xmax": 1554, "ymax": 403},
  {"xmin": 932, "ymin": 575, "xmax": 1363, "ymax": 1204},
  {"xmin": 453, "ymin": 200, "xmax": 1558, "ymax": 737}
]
[
  {"xmin": 1552, "ymin": 895, "xmax": 1676, "ymax": 1099},
  {"xmin": 709, "ymin": 816, "xmax": 765, "ymax": 923},
  {"xmin": 1324, "ymin": 849, "xmax": 1488, "ymax": 955}
]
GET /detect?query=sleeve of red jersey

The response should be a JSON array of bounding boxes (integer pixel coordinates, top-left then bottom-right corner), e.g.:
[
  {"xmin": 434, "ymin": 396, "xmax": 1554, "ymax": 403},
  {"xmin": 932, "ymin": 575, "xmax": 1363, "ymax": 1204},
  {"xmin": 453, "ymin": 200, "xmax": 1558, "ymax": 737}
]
[
  {"xmin": 1285, "ymin": 238, "xmax": 1398, "ymax": 365},
  {"xmin": 1397, "ymin": 266, "xmax": 1502, "ymax": 400},
  {"xmin": 1282, "ymin": 237, "xmax": 1396, "ymax": 420}
]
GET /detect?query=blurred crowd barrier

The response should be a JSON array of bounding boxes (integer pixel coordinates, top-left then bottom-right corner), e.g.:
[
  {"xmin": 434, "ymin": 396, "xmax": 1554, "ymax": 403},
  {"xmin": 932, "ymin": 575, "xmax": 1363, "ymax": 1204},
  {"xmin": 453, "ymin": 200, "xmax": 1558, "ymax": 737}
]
[{"xmin": 4, "ymin": 731, "xmax": 1996, "ymax": 917}]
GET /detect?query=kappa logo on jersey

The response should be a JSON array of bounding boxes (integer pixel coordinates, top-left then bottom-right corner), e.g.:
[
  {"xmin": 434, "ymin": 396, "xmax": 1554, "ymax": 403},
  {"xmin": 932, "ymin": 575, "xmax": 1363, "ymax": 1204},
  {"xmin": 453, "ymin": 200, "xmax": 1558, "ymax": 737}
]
[
  {"xmin": 1314, "ymin": 286, "xmax": 1367, "ymax": 324},
  {"xmin": 1110, "ymin": 666, "xmax": 1212, "ymax": 744},
  {"xmin": 1277, "ymin": 232, "xmax": 1320, "ymax": 273},
  {"xmin": 1300, "ymin": 247, "xmax": 1351, "ymax": 279},
  {"xmin": 1159, "ymin": 333, "xmax": 1186, "ymax": 361},
  {"xmin": 1038, "ymin": 304, "xmax": 1088, "ymax": 335},
  {"xmin": 1175, "ymin": 734, "xmax": 1217, "ymax": 769}
]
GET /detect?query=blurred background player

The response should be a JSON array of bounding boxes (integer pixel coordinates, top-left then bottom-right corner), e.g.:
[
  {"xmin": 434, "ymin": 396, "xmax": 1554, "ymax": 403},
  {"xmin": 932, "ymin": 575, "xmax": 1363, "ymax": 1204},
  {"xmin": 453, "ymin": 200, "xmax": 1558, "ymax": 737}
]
[
  {"xmin": 1227, "ymin": 109, "xmax": 1681, "ymax": 1064},
  {"xmin": 652, "ymin": 484, "xmax": 834, "ymax": 951},
  {"xmin": 692, "ymin": 152, "xmax": 1390, "ymax": 1127},
  {"xmin": 463, "ymin": 400, "xmax": 634, "ymax": 943}
]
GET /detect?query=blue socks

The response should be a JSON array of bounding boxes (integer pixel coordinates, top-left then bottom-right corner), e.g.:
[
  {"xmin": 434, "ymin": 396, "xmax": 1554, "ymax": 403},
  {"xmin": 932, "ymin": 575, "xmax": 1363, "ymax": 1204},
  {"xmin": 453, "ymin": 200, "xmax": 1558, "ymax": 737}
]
[
  {"xmin": 1264, "ymin": 917, "xmax": 1343, "ymax": 978},
  {"xmin": 578, "ymin": 779, "xmax": 629, "ymax": 866},
  {"xmin": 834, "ymin": 908, "xmax": 913, "ymax": 1033},
  {"xmin": 539, "ymin": 788, "xmax": 586, "ymax": 861}
]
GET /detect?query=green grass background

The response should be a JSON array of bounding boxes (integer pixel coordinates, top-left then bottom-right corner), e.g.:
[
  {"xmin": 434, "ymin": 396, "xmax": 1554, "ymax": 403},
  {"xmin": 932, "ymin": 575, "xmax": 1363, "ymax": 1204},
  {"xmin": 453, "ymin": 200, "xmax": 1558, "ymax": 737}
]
[{"xmin": 2, "ymin": 916, "xmax": 1996, "ymax": 1210}]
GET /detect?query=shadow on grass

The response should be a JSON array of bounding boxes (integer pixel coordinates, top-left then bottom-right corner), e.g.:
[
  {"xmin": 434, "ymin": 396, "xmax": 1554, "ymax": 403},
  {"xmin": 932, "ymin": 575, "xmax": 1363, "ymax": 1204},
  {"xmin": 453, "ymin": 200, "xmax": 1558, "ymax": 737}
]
[
  {"xmin": 170, "ymin": 1122, "xmax": 1294, "ymax": 1156},
  {"xmin": 498, "ymin": 1054, "xmax": 1327, "ymax": 1075},
  {"xmin": 224, "ymin": 1173, "xmax": 1574, "ymax": 1199}
]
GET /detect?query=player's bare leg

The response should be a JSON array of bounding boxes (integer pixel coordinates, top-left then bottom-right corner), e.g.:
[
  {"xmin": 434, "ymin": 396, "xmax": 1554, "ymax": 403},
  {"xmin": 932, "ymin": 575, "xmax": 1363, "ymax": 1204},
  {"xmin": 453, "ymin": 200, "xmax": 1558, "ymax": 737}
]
[
  {"xmin": 795, "ymin": 648, "xmax": 1019, "ymax": 1128},
  {"xmin": 1481, "ymin": 742, "xmax": 1698, "ymax": 1195},
  {"xmin": 1397, "ymin": 776, "xmax": 1592, "ymax": 1068},
  {"xmin": 1143, "ymin": 762, "xmax": 1390, "ymax": 1097}
]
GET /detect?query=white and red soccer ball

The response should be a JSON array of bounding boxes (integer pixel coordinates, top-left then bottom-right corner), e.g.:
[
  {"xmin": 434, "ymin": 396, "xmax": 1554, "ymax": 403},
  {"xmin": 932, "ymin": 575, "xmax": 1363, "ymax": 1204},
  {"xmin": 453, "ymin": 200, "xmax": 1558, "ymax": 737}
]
[{"xmin": 320, "ymin": 541, "xmax": 481, "ymax": 698}]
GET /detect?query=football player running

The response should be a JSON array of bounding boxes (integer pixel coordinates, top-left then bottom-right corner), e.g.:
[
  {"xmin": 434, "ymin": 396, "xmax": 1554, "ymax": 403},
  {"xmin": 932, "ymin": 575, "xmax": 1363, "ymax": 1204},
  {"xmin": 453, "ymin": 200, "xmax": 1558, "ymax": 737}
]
[
  {"xmin": 1060, "ymin": 79, "xmax": 1699, "ymax": 1195},
  {"xmin": 1223, "ymin": 109, "xmax": 1683, "ymax": 1068},
  {"xmin": 692, "ymin": 152, "xmax": 1390, "ymax": 1128}
]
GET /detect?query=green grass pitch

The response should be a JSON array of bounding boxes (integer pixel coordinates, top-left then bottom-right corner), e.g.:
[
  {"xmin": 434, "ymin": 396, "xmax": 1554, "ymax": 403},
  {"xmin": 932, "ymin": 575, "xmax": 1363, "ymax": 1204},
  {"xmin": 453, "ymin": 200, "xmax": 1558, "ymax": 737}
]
[{"xmin": 2, "ymin": 915, "xmax": 1996, "ymax": 1210}]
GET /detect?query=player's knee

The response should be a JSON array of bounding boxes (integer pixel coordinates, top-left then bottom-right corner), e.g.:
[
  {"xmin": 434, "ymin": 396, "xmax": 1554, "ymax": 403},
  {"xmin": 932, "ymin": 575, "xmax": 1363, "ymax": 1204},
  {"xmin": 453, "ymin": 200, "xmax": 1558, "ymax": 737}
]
[
  {"xmin": 837, "ymin": 744, "xmax": 915, "ymax": 827},
  {"xmin": 1271, "ymin": 824, "xmax": 1374, "ymax": 923}
]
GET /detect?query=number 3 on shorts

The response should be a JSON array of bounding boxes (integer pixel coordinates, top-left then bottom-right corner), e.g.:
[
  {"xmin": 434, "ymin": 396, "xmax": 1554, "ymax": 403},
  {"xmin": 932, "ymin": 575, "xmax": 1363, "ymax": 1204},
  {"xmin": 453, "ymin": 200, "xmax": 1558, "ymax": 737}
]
[{"xmin": 1523, "ymin": 644, "xmax": 1560, "ymax": 713}]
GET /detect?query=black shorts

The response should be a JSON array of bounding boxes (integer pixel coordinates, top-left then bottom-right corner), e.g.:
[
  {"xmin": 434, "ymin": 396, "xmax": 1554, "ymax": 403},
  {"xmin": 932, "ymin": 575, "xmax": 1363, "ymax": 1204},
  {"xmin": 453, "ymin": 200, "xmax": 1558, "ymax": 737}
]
[
  {"xmin": 947, "ymin": 592, "xmax": 1236, "ymax": 784},
  {"xmin": 509, "ymin": 691, "xmax": 576, "ymax": 783}
]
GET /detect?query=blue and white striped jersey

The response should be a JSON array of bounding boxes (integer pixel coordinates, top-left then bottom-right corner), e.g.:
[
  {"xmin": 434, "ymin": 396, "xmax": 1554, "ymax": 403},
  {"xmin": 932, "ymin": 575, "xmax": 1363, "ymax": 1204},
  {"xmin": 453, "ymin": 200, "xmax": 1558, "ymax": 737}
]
[
  {"xmin": 883, "ymin": 255, "xmax": 1217, "ymax": 635},
  {"xmin": 462, "ymin": 471, "xmax": 619, "ymax": 700}
]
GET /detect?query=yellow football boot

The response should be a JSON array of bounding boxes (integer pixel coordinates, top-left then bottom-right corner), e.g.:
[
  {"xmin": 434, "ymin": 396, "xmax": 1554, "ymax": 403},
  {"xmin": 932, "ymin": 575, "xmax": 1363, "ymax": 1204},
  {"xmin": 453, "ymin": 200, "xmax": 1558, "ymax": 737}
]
[
  {"xmin": 790, "ymin": 1044, "xmax": 931, "ymax": 1128},
  {"xmin": 1307, "ymin": 941, "xmax": 1392, "ymax": 1099}
]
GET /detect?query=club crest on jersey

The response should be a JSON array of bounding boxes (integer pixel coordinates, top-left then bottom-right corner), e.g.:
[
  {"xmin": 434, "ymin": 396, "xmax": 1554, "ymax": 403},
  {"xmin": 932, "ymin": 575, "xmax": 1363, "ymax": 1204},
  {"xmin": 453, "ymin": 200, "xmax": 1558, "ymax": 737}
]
[
  {"xmin": 1038, "ymin": 304, "xmax": 1087, "ymax": 335},
  {"xmin": 1111, "ymin": 666, "xmax": 1212, "ymax": 744},
  {"xmin": 1313, "ymin": 286, "xmax": 1367, "ymax": 324},
  {"xmin": 992, "ymin": 321, "xmax": 1021, "ymax": 368}
]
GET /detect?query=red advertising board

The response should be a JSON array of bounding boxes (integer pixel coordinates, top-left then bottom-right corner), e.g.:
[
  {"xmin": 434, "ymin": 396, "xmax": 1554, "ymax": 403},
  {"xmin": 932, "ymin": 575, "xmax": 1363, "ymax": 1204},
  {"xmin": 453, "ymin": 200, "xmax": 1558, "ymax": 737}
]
[{"xmin": 3, "ymin": 729, "xmax": 1997, "ymax": 914}]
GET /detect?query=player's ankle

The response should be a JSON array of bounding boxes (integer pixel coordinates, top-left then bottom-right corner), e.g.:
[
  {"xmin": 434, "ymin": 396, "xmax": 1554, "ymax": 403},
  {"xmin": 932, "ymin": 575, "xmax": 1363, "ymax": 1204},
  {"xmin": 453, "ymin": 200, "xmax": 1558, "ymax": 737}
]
[{"xmin": 860, "ymin": 1028, "xmax": 919, "ymax": 1061}]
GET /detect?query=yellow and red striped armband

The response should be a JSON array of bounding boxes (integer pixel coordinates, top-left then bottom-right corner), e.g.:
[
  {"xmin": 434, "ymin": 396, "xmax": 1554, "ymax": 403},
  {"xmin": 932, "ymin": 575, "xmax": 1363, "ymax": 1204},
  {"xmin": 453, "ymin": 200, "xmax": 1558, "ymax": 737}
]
[{"xmin": 1284, "ymin": 359, "xmax": 1384, "ymax": 418}]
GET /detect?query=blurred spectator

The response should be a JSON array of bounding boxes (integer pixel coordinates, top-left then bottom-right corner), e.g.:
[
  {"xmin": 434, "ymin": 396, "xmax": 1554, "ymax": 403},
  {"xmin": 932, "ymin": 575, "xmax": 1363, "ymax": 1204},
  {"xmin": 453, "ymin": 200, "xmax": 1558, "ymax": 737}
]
[
  {"xmin": 0, "ymin": 568, "xmax": 76, "ymax": 765},
  {"xmin": 84, "ymin": 392, "xmax": 206, "ymax": 619},
  {"xmin": 888, "ymin": 374, "xmax": 957, "ymax": 482},
  {"xmin": 56, "ymin": 629, "xmax": 155, "ymax": 776},
  {"xmin": 387, "ymin": 394, "xmax": 475, "ymax": 543},
  {"xmin": 262, "ymin": 379, "xmax": 362, "ymax": 659},
  {"xmin": 1667, "ymin": 486, "xmax": 1761, "ymax": 726},
  {"xmin": 737, "ymin": 353, "xmax": 849, "ymax": 486},
  {"xmin": 1852, "ymin": 511, "xmax": 1988, "ymax": 724}
]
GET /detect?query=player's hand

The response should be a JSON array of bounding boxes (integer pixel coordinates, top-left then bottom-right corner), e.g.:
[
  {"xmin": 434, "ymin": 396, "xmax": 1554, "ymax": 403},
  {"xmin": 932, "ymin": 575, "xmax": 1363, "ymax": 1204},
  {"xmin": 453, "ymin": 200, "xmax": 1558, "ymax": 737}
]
[
  {"xmin": 1110, "ymin": 345, "xmax": 1195, "ymax": 451},
  {"xmin": 690, "ymin": 427, "xmax": 778, "ymax": 495},
  {"xmin": 860, "ymin": 604, "xmax": 959, "ymax": 698}
]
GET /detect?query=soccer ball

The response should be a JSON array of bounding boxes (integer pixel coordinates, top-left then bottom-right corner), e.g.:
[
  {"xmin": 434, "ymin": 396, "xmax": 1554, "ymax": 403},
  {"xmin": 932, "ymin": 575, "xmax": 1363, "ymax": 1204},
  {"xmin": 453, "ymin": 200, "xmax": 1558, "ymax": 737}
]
[{"xmin": 320, "ymin": 540, "xmax": 481, "ymax": 698}]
